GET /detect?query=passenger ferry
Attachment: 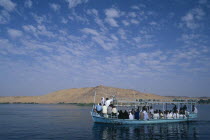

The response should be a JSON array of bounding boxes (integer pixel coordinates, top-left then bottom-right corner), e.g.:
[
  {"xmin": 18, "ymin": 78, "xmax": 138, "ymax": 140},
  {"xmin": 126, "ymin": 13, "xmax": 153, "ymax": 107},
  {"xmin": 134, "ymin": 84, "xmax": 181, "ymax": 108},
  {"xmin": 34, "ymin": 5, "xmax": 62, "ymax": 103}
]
[{"xmin": 90, "ymin": 96, "xmax": 198, "ymax": 124}]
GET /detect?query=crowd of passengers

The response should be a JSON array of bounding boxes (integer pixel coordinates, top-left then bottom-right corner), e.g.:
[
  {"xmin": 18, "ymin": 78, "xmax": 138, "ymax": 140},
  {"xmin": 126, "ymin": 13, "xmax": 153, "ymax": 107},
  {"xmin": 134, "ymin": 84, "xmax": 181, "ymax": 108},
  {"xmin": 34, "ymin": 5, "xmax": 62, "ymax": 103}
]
[{"xmin": 94, "ymin": 97, "xmax": 198, "ymax": 120}]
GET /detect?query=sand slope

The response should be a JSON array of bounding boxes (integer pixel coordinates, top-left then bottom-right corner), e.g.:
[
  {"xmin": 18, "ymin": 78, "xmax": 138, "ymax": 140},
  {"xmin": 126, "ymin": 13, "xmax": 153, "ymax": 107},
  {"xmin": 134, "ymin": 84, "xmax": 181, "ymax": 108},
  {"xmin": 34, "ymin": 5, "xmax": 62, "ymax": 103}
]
[{"xmin": 0, "ymin": 85, "xmax": 198, "ymax": 104}]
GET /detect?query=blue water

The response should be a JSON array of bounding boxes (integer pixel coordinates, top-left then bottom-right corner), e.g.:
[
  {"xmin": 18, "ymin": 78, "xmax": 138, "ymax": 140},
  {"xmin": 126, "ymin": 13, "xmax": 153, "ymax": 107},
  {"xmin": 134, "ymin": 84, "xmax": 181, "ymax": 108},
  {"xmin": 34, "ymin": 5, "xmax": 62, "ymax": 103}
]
[{"xmin": 0, "ymin": 104, "xmax": 210, "ymax": 140}]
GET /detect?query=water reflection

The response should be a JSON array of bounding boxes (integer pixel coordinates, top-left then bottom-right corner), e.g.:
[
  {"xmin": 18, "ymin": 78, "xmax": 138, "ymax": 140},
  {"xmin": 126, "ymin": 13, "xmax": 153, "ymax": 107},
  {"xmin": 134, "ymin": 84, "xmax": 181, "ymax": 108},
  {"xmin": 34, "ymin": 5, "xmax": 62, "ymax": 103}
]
[{"xmin": 92, "ymin": 122, "xmax": 198, "ymax": 139}]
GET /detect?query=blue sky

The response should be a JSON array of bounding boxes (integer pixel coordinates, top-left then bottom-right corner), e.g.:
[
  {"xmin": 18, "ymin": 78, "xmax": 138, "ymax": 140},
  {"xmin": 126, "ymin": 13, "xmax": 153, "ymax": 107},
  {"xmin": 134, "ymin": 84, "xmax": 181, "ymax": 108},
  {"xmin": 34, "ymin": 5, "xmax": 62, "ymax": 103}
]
[{"xmin": 0, "ymin": 0, "xmax": 210, "ymax": 97}]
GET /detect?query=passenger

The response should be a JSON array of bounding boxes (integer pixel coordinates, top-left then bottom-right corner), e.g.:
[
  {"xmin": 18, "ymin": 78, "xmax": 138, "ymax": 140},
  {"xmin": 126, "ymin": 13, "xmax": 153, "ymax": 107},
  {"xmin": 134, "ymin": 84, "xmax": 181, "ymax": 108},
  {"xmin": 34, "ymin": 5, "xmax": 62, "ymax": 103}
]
[
  {"xmin": 131, "ymin": 108, "xmax": 135, "ymax": 115},
  {"xmin": 164, "ymin": 110, "xmax": 167, "ymax": 119},
  {"xmin": 118, "ymin": 110, "xmax": 123, "ymax": 119},
  {"xmin": 107, "ymin": 105, "xmax": 112, "ymax": 117},
  {"xmin": 96, "ymin": 103, "xmax": 102, "ymax": 114},
  {"xmin": 194, "ymin": 106, "xmax": 198, "ymax": 113},
  {"xmin": 179, "ymin": 109, "xmax": 185, "ymax": 119},
  {"xmin": 173, "ymin": 105, "xmax": 177, "ymax": 113},
  {"xmin": 149, "ymin": 106, "xmax": 154, "ymax": 118},
  {"xmin": 105, "ymin": 98, "xmax": 113, "ymax": 107},
  {"xmin": 192, "ymin": 105, "xmax": 198, "ymax": 113},
  {"xmin": 183, "ymin": 105, "xmax": 187, "ymax": 112},
  {"xmin": 134, "ymin": 109, "xmax": 140, "ymax": 120},
  {"xmin": 124, "ymin": 110, "xmax": 129, "ymax": 119},
  {"xmin": 129, "ymin": 112, "xmax": 134, "ymax": 120},
  {"xmin": 159, "ymin": 111, "xmax": 164, "ymax": 119},
  {"xmin": 140, "ymin": 110, "xmax": 144, "ymax": 120},
  {"xmin": 112, "ymin": 106, "xmax": 117, "ymax": 116},
  {"xmin": 167, "ymin": 111, "xmax": 173, "ymax": 119},
  {"xmin": 179, "ymin": 114, "xmax": 185, "ymax": 119},
  {"xmin": 143, "ymin": 109, "xmax": 149, "ymax": 121},
  {"xmin": 173, "ymin": 110, "xmax": 179, "ymax": 119},
  {"xmin": 101, "ymin": 97, "xmax": 105, "ymax": 106},
  {"xmin": 153, "ymin": 110, "xmax": 159, "ymax": 119},
  {"xmin": 102, "ymin": 104, "xmax": 108, "ymax": 118}
]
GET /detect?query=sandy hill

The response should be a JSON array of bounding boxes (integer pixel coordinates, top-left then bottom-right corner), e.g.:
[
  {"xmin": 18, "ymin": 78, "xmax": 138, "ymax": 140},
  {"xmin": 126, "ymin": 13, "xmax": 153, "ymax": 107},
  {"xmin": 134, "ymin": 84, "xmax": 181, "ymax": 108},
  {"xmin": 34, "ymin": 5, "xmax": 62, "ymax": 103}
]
[{"xmin": 0, "ymin": 85, "xmax": 172, "ymax": 104}]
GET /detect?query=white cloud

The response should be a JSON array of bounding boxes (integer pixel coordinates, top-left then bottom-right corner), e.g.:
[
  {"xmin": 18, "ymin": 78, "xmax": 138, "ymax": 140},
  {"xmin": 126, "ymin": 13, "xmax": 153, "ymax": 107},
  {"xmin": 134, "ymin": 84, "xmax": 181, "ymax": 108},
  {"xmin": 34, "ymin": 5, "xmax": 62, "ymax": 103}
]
[
  {"xmin": 131, "ymin": 5, "xmax": 140, "ymax": 10},
  {"xmin": 7, "ymin": 29, "xmax": 22, "ymax": 38},
  {"xmin": 128, "ymin": 12, "xmax": 136, "ymax": 18},
  {"xmin": 105, "ymin": 8, "xmax": 120, "ymax": 18},
  {"xmin": 122, "ymin": 20, "xmax": 129, "ymax": 26},
  {"xmin": 118, "ymin": 29, "xmax": 127, "ymax": 40},
  {"xmin": 181, "ymin": 8, "xmax": 205, "ymax": 29},
  {"xmin": 0, "ymin": 0, "xmax": 16, "ymax": 12},
  {"xmin": 0, "ymin": 10, "xmax": 10, "ymax": 24},
  {"xmin": 87, "ymin": 9, "xmax": 98, "ymax": 16},
  {"xmin": 50, "ymin": 3, "xmax": 60, "ymax": 11},
  {"xmin": 31, "ymin": 13, "xmax": 47, "ymax": 24},
  {"xmin": 61, "ymin": 17, "xmax": 68, "ymax": 24},
  {"xmin": 23, "ymin": 25, "xmax": 55, "ymax": 38},
  {"xmin": 65, "ymin": 0, "xmax": 88, "ymax": 8},
  {"xmin": 104, "ymin": 8, "xmax": 120, "ymax": 27},
  {"xmin": 24, "ymin": 0, "xmax": 32, "ymax": 8},
  {"xmin": 92, "ymin": 36, "xmax": 115, "ymax": 50},
  {"xmin": 105, "ymin": 18, "xmax": 118, "ymax": 27},
  {"xmin": 81, "ymin": 28, "xmax": 99, "ymax": 36},
  {"xmin": 130, "ymin": 19, "xmax": 139, "ymax": 24}
]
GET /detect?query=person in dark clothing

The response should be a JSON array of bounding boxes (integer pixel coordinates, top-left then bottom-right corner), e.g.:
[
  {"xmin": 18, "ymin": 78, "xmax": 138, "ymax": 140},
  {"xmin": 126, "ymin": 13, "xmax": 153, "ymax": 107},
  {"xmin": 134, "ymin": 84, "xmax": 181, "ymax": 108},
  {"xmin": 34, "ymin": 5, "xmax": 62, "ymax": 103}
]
[
  {"xmin": 118, "ymin": 110, "xmax": 123, "ymax": 119},
  {"xmin": 124, "ymin": 110, "xmax": 129, "ymax": 119},
  {"xmin": 135, "ymin": 109, "xmax": 140, "ymax": 120},
  {"xmin": 173, "ymin": 105, "xmax": 177, "ymax": 113},
  {"xmin": 192, "ymin": 105, "xmax": 195, "ymax": 112},
  {"xmin": 183, "ymin": 105, "xmax": 187, "ymax": 112}
]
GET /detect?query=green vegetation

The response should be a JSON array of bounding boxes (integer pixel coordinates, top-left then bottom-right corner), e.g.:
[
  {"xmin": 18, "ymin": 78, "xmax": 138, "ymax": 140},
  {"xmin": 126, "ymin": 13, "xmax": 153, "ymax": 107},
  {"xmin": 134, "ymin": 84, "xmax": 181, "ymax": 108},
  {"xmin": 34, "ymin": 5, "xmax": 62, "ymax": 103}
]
[
  {"xmin": 57, "ymin": 102, "xmax": 94, "ymax": 106},
  {"xmin": 0, "ymin": 102, "xmax": 10, "ymax": 104},
  {"xmin": 12, "ymin": 102, "xmax": 38, "ymax": 104},
  {"xmin": 198, "ymin": 99, "xmax": 210, "ymax": 104}
]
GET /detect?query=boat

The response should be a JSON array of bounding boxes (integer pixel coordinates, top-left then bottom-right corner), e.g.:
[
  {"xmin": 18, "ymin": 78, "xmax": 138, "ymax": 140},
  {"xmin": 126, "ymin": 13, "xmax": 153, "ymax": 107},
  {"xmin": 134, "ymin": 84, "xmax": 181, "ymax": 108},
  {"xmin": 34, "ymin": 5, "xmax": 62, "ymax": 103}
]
[{"xmin": 90, "ymin": 96, "xmax": 198, "ymax": 124}]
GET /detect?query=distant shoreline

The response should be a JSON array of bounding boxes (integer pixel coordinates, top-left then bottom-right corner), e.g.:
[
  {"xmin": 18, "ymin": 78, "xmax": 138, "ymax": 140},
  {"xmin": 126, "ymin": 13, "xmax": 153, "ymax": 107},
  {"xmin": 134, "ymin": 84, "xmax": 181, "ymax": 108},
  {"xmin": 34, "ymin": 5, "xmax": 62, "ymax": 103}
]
[
  {"xmin": 0, "ymin": 100, "xmax": 210, "ymax": 105},
  {"xmin": 0, "ymin": 102, "xmax": 94, "ymax": 106}
]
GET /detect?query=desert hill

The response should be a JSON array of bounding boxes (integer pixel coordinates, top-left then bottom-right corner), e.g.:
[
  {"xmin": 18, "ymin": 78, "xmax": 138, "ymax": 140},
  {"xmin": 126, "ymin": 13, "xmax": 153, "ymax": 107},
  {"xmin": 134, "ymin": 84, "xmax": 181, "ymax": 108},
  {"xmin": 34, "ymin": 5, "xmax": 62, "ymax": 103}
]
[
  {"xmin": 0, "ymin": 85, "xmax": 170, "ymax": 104},
  {"xmin": 1, "ymin": 85, "xmax": 207, "ymax": 104}
]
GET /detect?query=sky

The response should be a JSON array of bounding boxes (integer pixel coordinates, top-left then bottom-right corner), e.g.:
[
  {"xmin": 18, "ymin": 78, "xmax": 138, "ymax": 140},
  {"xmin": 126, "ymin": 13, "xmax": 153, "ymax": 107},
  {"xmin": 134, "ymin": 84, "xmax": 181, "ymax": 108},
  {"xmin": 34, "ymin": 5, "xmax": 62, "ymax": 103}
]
[{"xmin": 0, "ymin": 0, "xmax": 210, "ymax": 97}]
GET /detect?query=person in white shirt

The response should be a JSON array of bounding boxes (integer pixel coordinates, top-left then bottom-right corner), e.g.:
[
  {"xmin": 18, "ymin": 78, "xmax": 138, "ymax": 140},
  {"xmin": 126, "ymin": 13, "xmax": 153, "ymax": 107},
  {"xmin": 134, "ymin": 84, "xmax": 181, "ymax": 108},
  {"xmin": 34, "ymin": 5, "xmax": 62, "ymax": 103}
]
[
  {"xmin": 192, "ymin": 105, "xmax": 198, "ymax": 113},
  {"xmin": 112, "ymin": 106, "xmax": 117, "ymax": 116},
  {"xmin": 143, "ymin": 110, "xmax": 149, "ymax": 120},
  {"xmin": 102, "ymin": 104, "xmax": 108, "ymax": 117},
  {"xmin": 101, "ymin": 97, "xmax": 105, "ymax": 106},
  {"xmin": 173, "ymin": 111, "xmax": 179, "ymax": 119},
  {"xmin": 129, "ymin": 112, "xmax": 134, "ymax": 120},
  {"xmin": 167, "ymin": 111, "xmax": 173, "ymax": 119},
  {"xmin": 105, "ymin": 98, "xmax": 113, "ymax": 107},
  {"xmin": 153, "ymin": 110, "xmax": 159, "ymax": 119},
  {"xmin": 149, "ymin": 106, "xmax": 154, "ymax": 119}
]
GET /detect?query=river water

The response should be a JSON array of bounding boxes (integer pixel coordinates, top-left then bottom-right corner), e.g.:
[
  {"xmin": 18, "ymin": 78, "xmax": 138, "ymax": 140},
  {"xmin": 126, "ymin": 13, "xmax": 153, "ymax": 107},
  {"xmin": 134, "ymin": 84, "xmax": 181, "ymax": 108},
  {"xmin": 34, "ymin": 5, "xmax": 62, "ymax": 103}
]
[{"xmin": 0, "ymin": 104, "xmax": 210, "ymax": 140}]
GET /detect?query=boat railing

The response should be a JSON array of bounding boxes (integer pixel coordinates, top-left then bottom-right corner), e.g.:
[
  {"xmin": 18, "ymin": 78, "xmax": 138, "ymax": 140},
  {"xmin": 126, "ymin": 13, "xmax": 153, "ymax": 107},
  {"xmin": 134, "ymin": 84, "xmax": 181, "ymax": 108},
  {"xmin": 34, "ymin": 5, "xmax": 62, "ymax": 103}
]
[{"xmin": 115, "ymin": 98, "xmax": 198, "ymax": 104}]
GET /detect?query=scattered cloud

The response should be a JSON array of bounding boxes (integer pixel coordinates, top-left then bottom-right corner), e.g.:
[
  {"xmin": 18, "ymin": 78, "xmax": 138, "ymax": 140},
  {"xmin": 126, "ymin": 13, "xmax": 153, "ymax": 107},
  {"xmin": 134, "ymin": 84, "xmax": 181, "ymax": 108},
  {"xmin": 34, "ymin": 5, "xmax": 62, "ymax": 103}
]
[
  {"xmin": 65, "ymin": 0, "xmax": 88, "ymax": 9},
  {"xmin": 31, "ymin": 13, "xmax": 48, "ymax": 24},
  {"xmin": 104, "ymin": 8, "xmax": 120, "ymax": 27},
  {"xmin": 23, "ymin": 24, "xmax": 55, "ymax": 38},
  {"xmin": 61, "ymin": 17, "xmax": 68, "ymax": 24},
  {"xmin": 81, "ymin": 28, "xmax": 99, "ymax": 36},
  {"xmin": 7, "ymin": 28, "xmax": 23, "ymax": 38},
  {"xmin": 181, "ymin": 8, "xmax": 205, "ymax": 29},
  {"xmin": 50, "ymin": 3, "xmax": 60, "ymax": 11},
  {"xmin": 0, "ymin": 0, "xmax": 16, "ymax": 12},
  {"xmin": 24, "ymin": 0, "xmax": 32, "ymax": 8},
  {"xmin": 0, "ymin": 10, "xmax": 10, "ymax": 24}
]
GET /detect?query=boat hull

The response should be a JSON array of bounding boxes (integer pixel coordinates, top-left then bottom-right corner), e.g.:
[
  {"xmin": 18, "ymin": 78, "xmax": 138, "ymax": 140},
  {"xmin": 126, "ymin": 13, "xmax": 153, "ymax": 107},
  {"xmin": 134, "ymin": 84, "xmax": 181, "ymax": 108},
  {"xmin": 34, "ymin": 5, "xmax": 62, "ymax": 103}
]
[{"xmin": 91, "ymin": 112, "xmax": 197, "ymax": 125}]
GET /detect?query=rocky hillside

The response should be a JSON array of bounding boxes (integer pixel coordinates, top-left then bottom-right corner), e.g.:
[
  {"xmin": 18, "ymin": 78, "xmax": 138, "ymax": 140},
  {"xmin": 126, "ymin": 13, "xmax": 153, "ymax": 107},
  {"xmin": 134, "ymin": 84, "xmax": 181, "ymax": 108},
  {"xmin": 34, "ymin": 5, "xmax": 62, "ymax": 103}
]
[{"xmin": 1, "ymin": 85, "xmax": 201, "ymax": 104}]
